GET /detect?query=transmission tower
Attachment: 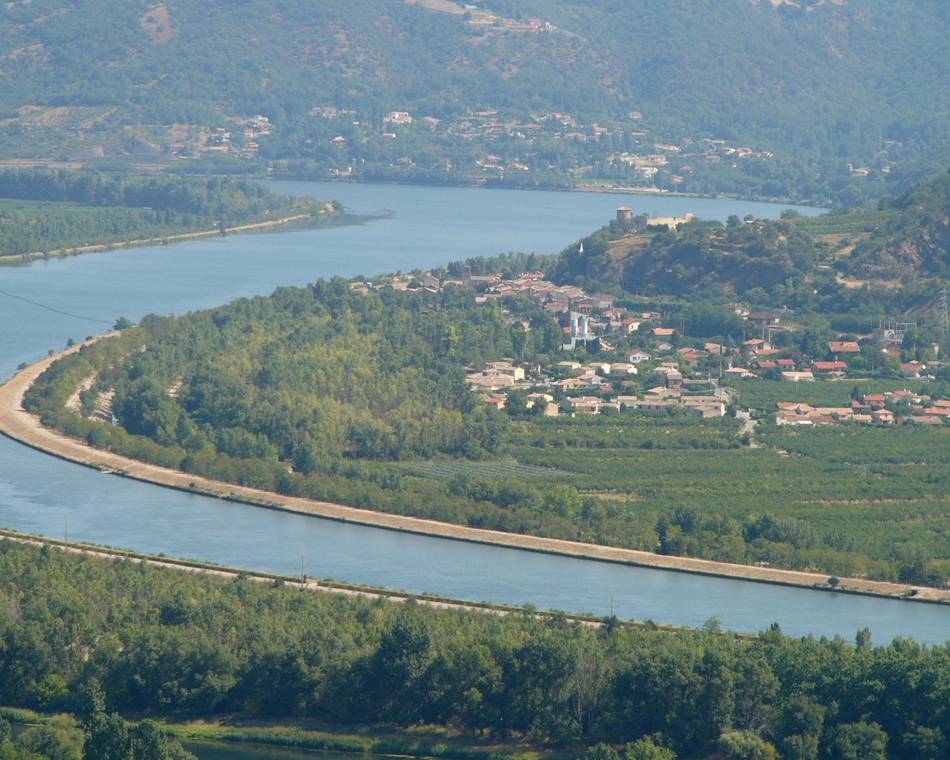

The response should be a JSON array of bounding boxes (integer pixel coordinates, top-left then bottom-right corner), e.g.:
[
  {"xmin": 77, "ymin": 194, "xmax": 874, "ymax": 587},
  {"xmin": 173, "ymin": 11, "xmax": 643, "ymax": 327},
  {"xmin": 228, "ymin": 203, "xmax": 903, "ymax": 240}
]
[{"xmin": 939, "ymin": 286, "xmax": 949, "ymax": 337}]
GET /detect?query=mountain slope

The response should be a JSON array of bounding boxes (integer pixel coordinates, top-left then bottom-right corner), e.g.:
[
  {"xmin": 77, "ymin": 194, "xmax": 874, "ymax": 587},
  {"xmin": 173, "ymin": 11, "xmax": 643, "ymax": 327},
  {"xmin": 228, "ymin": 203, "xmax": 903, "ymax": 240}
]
[{"xmin": 1, "ymin": 1, "xmax": 948, "ymax": 202}]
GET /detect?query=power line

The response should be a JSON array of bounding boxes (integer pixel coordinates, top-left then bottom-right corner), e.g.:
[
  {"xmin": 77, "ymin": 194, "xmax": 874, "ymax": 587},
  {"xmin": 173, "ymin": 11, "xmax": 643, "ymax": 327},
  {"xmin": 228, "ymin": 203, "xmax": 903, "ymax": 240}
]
[{"xmin": 0, "ymin": 288, "xmax": 112, "ymax": 324}]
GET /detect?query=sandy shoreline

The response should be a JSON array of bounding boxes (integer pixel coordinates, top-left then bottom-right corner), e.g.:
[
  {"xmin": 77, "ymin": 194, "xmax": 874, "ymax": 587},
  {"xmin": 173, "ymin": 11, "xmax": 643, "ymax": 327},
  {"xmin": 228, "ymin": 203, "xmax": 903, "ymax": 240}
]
[{"xmin": 1, "ymin": 339, "xmax": 948, "ymax": 606}]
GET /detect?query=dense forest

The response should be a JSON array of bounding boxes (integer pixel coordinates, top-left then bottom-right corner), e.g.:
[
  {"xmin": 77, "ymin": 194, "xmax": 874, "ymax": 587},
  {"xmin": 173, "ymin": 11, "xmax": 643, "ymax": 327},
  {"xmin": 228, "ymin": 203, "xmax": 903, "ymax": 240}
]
[
  {"xmin": 0, "ymin": 169, "xmax": 334, "ymax": 258},
  {"xmin": 0, "ymin": 540, "xmax": 947, "ymax": 759},
  {"xmin": 1, "ymin": 1, "xmax": 948, "ymax": 203}
]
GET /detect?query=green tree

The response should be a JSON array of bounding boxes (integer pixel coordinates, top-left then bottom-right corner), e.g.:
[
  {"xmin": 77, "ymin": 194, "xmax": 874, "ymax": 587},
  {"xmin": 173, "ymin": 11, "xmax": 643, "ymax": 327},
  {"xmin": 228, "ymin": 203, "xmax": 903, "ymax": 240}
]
[
  {"xmin": 624, "ymin": 736, "xmax": 676, "ymax": 760},
  {"xmin": 826, "ymin": 722, "xmax": 888, "ymax": 760}
]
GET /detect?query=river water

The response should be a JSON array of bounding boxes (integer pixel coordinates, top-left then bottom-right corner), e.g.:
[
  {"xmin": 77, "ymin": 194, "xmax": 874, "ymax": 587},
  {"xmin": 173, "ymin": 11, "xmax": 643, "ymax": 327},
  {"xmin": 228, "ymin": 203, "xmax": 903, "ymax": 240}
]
[{"xmin": 0, "ymin": 181, "xmax": 947, "ymax": 645}]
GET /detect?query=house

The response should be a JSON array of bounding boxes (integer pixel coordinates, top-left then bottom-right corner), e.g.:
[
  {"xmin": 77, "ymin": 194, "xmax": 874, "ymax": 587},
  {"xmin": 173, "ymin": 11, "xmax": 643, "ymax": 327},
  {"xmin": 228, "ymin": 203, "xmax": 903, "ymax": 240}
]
[
  {"xmin": 480, "ymin": 394, "xmax": 507, "ymax": 410},
  {"xmin": 608, "ymin": 362, "xmax": 638, "ymax": 377},
  {"xmin": 555, "ymin": 361, "xmax": 584, "ymax": 375},
  {"xmin": 872, "ymin": 409, "xmax": 895, "ymax": 425},
  {"xmin": 664, "ymin": 369, "xmax": 683, "ymax": 388},
  {"xmin": 653, "ymin": 327, "xmax": 676, "ymax": 339},
  {"xmin": 527, "ymin": 393, "xmax": 559, "ymax": 417},
  {"xmin": 813, "ymin": 361, "xmax": 848, "ymax": 375},
  {"xmin": 586, "ymin": 362, "xmax": 612, "ymax": 376},
  {"xmin": 829, "ymin": 341, "xmax": 861, "ymax": 354},
  {"xmin": 621, "ymin": 318, "xmax": 642, "ymax": 335},
  {"xmin": 628, "ymin": 351, "xmax": 651, "ymax": 363},
  {"xmin": 776, "ymin": 412, "xmax": 814, "ymax": 426},
  {"xmin": 904, "ymin": 415, "xmax": 944, "ymax": 426},
  {"xmin": 748, "ymin": 311, "xmax": 782, "ymax": 325},
  {"xmin": 679, "ymin": 348, "xmax": 706, "ymax": 365},
  {"xmin": 743, "ymin": 338, "xmax": 770, "ymax": 355},
  {"xmin": 566, "ymin": 396, "xmax": 602, "ymax": 415},
  {"xmin": 644, "ymin": 386, "xmax": 681, "ymax": 399},
  {"xmin": 628, "ymin": 398, "xmax": 677, "ymax": 414},
  {"xmin": 725, "ymin": 367, "xmax": 757, "ymax": 379},
  {"xmin": 782, "ymin": 371, "xmax": 815, "ymax": 382},
  {"xmin": 421, "ymin": 273, "xmax": 440, "ymax": 290},
  {"xmin": 592, "ymin": 293, "xmax": 616, "ymax": 310},
  {"xmin": 484, "ymin": 361, "xmax": 525, "ymax": 381},
  {"xmin": 467, "ymin": 372, "xmax": 516, "ymax": 390},
  {"xmin": 900, "ymin": 361, "xmax": 927, "ymax": 378},
  {"xmin": 680, "ymin": 396, "xmax": 726, "ymax": 418}
]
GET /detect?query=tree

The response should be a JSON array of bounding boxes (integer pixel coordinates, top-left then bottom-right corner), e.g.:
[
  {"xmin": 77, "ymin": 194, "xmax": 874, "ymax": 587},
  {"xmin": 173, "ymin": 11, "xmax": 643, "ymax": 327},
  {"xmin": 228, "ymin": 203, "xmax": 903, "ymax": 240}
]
[
  {"xmin": 16, "ymin": 721, "xmax": 83, "ymax": 760},
  {"xmin": 83, "ymin": 713, "xmax": 130, "ymax": 760},
  {"xmin": 624, "ymin": 736, "xmax": 677, "ymax": 760},
  {"xmin": 130, "ymin": 721, "xmax": 196, "ymax": 760},
  {"xmin": 585, "ymin": 744, "xmax": 620, "ymax": 760},
  {"xmin": 717, "ymin": 730, "xmax": 778, "ymax": 760},
  {"xmin": 777, "ymin": 694, "xmax": 825, "ymax": 760},
  {"xmin": 826, "ymin": 722, "xmax": 888, "ymax": 760}
]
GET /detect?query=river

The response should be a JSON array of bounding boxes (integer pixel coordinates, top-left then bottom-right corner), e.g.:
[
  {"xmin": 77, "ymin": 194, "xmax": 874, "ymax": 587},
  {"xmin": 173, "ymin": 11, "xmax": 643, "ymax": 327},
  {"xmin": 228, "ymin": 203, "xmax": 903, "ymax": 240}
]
[{"xmin": 0, "ymin": 181, "xmax": 947, "ymax": 645}]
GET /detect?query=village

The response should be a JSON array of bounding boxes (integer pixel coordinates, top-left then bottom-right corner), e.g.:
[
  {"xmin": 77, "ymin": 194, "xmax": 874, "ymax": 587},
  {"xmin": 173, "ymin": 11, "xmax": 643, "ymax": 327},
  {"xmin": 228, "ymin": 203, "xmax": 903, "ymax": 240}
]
[
  {"xmin": 302, "ymin": 104, "xmax": 783, "ymax": 190},
  {"xmin": 352, "ymin": 211, "xmax": 949, "ymax": 428}
]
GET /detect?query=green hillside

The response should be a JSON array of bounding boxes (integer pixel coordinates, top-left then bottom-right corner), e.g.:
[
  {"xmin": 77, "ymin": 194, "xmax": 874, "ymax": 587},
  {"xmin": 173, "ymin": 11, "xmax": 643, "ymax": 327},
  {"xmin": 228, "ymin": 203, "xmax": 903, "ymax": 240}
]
[{"xmin": 2, "ymin": 0, "xmax": 948, "ymax": 204}]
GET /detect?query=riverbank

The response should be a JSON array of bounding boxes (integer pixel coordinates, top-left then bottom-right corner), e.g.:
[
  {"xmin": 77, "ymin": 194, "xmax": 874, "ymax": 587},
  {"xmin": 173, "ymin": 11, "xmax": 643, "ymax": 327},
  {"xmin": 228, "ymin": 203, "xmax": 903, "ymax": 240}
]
[
  {"xmin": 279, "ymin": 174, "xmax": 822, "ymax": 209},
  {"xmin": 0, "ymin": 526, "xmax": 640, "ymax": 630},
  {"xmin": 2, "ymin": 340, "xmax": 948, "ymax": 606},
  {"xmin": 1, "ymin": 706, "xmax": 555, "ymax": 760},
  {"xmin": 0, "ymin": 209, "xmax": 331, "ymax": 266}
]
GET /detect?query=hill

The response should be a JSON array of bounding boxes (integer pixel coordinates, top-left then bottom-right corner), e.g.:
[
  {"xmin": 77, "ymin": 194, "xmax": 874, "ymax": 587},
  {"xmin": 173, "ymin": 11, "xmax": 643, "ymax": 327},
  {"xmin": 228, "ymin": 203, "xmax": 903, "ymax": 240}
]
[
  {"xmin": 1, "ymin": 0, "xmax": 949, "ymax": 204},
  {"xmin": 554, "ymin": 172, "xmax": 950, "ymax": 300},
  {"xmin": 848, "ymin": 173, "xmax": 950, "ymax": 279}
]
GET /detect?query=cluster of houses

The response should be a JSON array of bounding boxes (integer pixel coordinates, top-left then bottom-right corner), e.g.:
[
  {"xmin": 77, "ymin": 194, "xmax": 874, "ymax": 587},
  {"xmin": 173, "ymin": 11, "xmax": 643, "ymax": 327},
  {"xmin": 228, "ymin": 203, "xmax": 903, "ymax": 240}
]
[
  {"xmin": 467, "ymin": 356, "xmax": 731, "ymax": 419},
  {"xmin": 302, "ymin": 91, "xmax": 785, "ymax": 189},
  {"xmin": 352, "ymin": 259, "xmax": 947, "ymax": 428},
  {"xmin": 776, "ymin": 390, "xmax": 950, "ymax": 427},
  {"xmin": 169, "ymin": 115, "xmax": 273, "ymax": 161}
]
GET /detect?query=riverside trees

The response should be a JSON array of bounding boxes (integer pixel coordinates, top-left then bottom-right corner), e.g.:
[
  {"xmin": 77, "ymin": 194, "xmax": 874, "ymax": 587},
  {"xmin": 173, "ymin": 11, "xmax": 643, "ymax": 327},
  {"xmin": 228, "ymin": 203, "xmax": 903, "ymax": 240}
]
[{"xmin": 0, "ymin": 541, "xmax": 946, "ymax": 759}]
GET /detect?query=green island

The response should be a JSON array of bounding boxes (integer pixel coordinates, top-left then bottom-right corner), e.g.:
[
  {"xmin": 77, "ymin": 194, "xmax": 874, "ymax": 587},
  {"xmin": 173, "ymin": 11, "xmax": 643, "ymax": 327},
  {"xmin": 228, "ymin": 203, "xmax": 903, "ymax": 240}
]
[
  {"xmin": 0, "ymin": 538, "xmax": 948, "ymax": 760},
  {"xmin": 23, "ymin": 173, "xmax": 950, "ymax": 589},
  {"xmin": 0, "ymin": 169, "xmax": 340, "ymax": 262}
]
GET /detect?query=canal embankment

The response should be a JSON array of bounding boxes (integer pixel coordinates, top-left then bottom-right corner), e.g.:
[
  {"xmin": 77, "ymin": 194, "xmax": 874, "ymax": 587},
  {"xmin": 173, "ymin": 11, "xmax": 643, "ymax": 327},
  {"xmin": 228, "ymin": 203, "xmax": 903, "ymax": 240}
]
[{"xmin": 2, "ymin": 339, "xmax": 949, "ymax": 608}]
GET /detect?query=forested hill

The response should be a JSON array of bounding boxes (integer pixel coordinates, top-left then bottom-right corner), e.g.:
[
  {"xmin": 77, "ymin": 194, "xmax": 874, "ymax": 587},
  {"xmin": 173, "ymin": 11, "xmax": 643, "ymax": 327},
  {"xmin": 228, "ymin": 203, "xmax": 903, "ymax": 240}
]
[
  {"xmin": 1, "ymin": 1, "xmax": 949, "ymax": 203},
  {"xmin": 554, "ymin": 171, "xmax": 950, "ymax": 299},
  {"xmin": 849, "ymin": 172, "xmax": 950, "ymax": 279}
]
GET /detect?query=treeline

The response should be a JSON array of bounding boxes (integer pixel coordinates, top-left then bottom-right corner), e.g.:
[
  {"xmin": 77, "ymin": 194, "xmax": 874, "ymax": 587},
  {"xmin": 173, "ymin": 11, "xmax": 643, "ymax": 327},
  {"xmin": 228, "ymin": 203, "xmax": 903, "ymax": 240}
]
[
  {"xmin": 0, "ymin": 712, "xmax": 195, "ymax": 760},
  {"xmin": 0, "ymin": 168, "xmax": 331, "ymax": 257},
  {"xmin": 0, "ymin": 540, "xmax": 947, "ymax": 759}
]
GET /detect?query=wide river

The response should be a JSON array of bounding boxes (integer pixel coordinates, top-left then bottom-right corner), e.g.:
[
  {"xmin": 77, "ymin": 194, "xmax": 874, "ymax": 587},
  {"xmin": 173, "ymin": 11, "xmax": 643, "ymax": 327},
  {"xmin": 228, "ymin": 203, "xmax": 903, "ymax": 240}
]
[{"xmin": 0, "ymin": 181, "xmax": 947, "ymax": 645}]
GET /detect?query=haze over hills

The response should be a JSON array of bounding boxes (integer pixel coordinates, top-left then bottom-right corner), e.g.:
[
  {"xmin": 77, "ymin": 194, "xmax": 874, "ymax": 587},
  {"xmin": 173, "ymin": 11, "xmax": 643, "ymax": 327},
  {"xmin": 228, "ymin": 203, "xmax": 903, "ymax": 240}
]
[{"xmin": 2, "ymin": 0, "xmax": 949, "ymax": 204}]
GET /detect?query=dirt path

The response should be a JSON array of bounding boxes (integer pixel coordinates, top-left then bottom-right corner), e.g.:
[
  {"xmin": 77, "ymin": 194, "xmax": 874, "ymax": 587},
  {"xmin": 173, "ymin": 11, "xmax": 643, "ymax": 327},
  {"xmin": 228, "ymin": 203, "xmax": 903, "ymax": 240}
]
[
  {"xmin": 2, "ymin": 339, "xmax": 949, "ymax": 606},
  {"xmin": 0, "ymin": 529, "xmax": 606, "ymax": 628}
]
